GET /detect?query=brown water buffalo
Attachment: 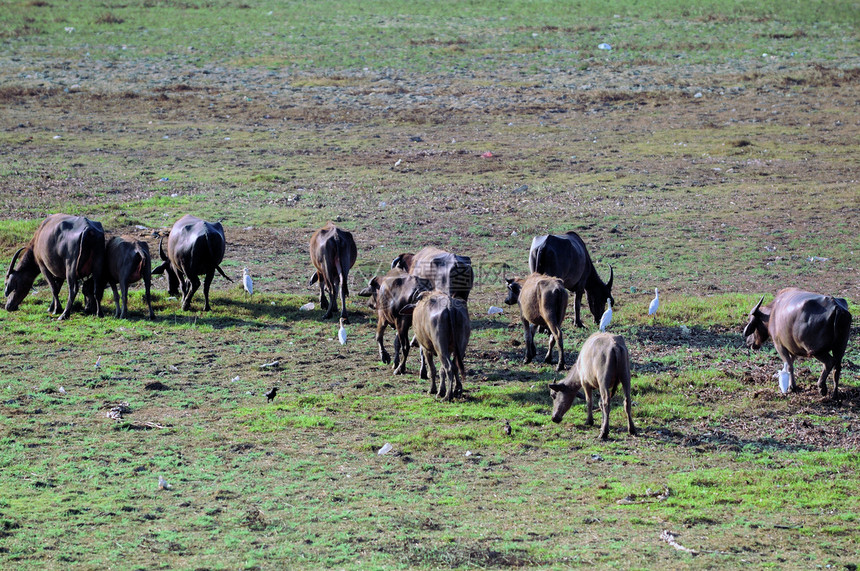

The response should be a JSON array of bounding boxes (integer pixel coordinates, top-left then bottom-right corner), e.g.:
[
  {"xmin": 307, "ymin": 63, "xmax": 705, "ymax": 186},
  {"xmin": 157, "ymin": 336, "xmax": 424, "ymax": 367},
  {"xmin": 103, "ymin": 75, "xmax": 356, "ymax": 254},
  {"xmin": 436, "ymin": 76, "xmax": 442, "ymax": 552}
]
[
  {"xmin": 358, "ymin": 269, "xmax": 433, "ymax": 375},
  {"xmin": 391, "ymin": 246, "xmax": 474, "ymax": 301},
  {"xmin": 86, "ymin": 236, "xmax": 154, "ymax": 319},
  {"xmin": 401, "ymin": 291, "xmax": 471, "ymax": 401},
  {"xmin": 549, "ymin": 332, "xmax": 636, "ymax": 440},
  {"xmin": 504, "ymin": 273, "xmax": 568, "ymax": 371},
  {"xmin": 151, "ymin": 215, "xmax": 231, "ymax": 311},
  {"xmin": 5, "ymin": 214, "xmax": 105, "ymax": 320},
  {"xmin": 308, "ymin": 222, "xmax": 358, "ymax": 322},
  {"xmin": 744, "ymin": 288, "xmax": 852, "ymax": 397},
  {"xmin": 529, "ymin": 232, "xmax": 613, "ymax": 328}
]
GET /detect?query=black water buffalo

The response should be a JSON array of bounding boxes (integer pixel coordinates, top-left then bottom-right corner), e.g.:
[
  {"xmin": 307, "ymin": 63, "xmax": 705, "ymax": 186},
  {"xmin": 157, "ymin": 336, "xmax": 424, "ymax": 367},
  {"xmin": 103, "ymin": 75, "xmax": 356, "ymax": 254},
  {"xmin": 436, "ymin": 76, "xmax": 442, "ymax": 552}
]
[
  {"xmin": 744, "ymin": 288, "xmax": 852, "ymax": 397},
  {"xmin": 151, "ymin": 215, "xmax": 231, "ymax": 311},
  {"xmin": 391, "ymin": 246, "xmax": 474, "ymax": 301},
  {"xmin": 308, "ymin": 222, "xmax": 358, "ymax": 322},
  {"xmin": 402, "ymin": 291, "xmax": 471, "ymax": 401},
  {"xmin": 5, "ymin": 214, "xmax": 105, "ymax": 320},
  {"xmin": 358, "ymin": 269, "xmax": 433, "ymax": 375},
  {"xmin": 86, "ymin": 236, "xmax": 154, "ymax": 319},
  {"xmin": 529, "ymin": 231, "xmax": 613, "ymax": 328}
]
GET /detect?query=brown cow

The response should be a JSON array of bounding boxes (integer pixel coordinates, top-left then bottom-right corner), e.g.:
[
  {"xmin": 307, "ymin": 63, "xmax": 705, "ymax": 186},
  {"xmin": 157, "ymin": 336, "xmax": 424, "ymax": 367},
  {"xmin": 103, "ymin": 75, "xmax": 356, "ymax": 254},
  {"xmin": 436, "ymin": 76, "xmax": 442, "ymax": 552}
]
[
  {"xmin": 85, "ymin": 236, "xmax": 154, "ymax": 319},
  {"xmin": 5, "ymin": 214, "xmax": 105, "ymax": 320},
  {"xmin": 504, "ymin": 273, "xmax": 569, "ymax": 371},
  {"xmin": 358, "ymin": 269, "xmax": 432, "ymax": 375},
  {"xmin": 391, "ymin": 246, "xmax": 473, "ymax": 301},
  {"xmin": 744, "ymin": 288, "xmax": 852, "ymax": 396},
  {"xmin": 401, "ymin": 291, "xmax": 470, "ymax": 401},
  {"xmin": 549, "ymin": 332, "xmax": 636, "ymax": 440},
  {"xmin": 308, "ymin": 222, "xmax": 358, "ymax": 322}
]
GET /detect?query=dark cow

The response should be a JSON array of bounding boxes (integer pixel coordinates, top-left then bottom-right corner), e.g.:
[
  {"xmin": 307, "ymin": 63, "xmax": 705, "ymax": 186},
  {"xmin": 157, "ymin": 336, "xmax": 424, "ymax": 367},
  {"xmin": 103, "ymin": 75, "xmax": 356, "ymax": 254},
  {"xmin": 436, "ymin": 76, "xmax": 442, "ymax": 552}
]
[
  {"xmin": 504, "ymin": 273, "xmax": 569, "ymax": 372},
  {"xmin": 151, "ymin": 215, "xmax": 231, "ymax": 311},
  {"xmin": 401, "ymin": 291, "xmax": 471, "ymax": 401},
  {"xmin": 85, "ymin": 236, "xmax": 154, "ymax": 319},
  {"xmin": 308, "ymin": 222, "xmax": 358, "ymax": 322},
  {"xmin": 5, "ymin": 214, "xmax": 105, "ymax": 320},
  {"xmin": 529, "ymin": 232, "xmax": 613, "ymax": 328},
  {"xmin": 391, "ymin": 246, "xmax": 474, "ymax": 301},
  {"xmin": 358, "ymin": 268, "xmax": 433, "ymax": 375},
  {"xmin": 743, "ymin": 288, "xmax": 852, "ymax": 397},
  {"xmin": 549, "ymin": 332, "xmax": 636, "ymax": 440}
]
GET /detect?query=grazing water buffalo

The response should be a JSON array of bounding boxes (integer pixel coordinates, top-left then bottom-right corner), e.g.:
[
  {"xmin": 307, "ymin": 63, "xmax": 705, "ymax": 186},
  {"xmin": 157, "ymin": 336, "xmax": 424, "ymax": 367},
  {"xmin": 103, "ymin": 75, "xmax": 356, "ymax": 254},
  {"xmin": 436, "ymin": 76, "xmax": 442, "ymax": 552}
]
[
  {"xmin": 549, "ymin": 332, "xmax": 635, "ymax": 440},
  {"xmin": 358, "ymin": 269, "xmax": 433, "ymax": 375},
  {"xmin": 5, "ymin": 214, "xmax": 105, "ymax": 320},
  {"xmin": 308, "ymin": 222, "xmax": 358, "ymax": 322},
  {"xmin": 401, "ymin": 291, "xmax": 471, "ymax": 401},
  {"xmin": 151, "ymin": 215, "xmax": 231, "ymax": 311},
  {"xmin": 529, "ymin": 231, "xmax": 613, "ymax": 328},
  {"xmin": 85, "ymin": 236, "xmax": 154, "ymax": 319},
  {"xmin": 391, "ymin": 246, "xmax": 474, "ymax": 301},
  {"xmin": 504, "ymin": 273, "xmax": 569, "ymax": 371},
  {"xmin": 744, "ymin": 288, "xmax": 852, "ymax": 397}
]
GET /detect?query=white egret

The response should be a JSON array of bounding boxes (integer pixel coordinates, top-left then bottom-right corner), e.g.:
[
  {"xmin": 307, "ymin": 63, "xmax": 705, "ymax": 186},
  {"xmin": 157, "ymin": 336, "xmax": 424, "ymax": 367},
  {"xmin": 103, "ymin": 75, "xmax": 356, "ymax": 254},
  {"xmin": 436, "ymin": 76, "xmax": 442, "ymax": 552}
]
[
  {"xmin": 242, "ymin": 267, "xmax": 253, "ymax": 296},
  {"xmin": 649, "ymin": 288, "xmax": 659, "ymax": 316},
  {"xmin": 599, "ymin": 301, "xmax": 613, "ymax": 332},
  {"xmin": 488, "ymin": 306, "xmax": 504, "ymax": 316},
  {"xmin": 338, "ymin": 319, "xmax": 348, "ymax": 345},
  {"xmin": 778, "ymin": 363, "xmax": 791, "ymax": 394}
]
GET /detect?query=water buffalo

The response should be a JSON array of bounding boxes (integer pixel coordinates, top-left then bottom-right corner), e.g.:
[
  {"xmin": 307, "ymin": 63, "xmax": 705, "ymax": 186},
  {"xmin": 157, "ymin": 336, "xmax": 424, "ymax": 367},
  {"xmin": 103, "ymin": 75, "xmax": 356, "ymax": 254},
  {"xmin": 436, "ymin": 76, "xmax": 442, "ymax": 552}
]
[
  {"xmin": 529, "ymin": 231, "xmax": 613, "ymax": 328},
  {"xmin": 401, "ymin": 291, "xmax": 471, "ymax": 401},
  {"xmin": 504, "ymin": 273, "xmax": 568, "ymax": 371},
  {"xmin": 391, "ymin": 246, "xmax": 474, "ymax": 301},
  {"xmin": 308, "ymin": 222, "xmax": 358, "ymax": 322},
  {"xmin": 5, "ymin": 214, "xmax": 105, "ymax": 320},
  {"xmin": 549, "ymin": 332, "xmax": 636, "ymax": 440},
  {"xmin": 85, "ymin": 236, "xmax": 154, "ymax": 319},
  {"xmin": 743, "ymin": 288, "xmax": 852, "ymax": 397},
  {"xmin": 151, "ymin": 215, "xmax": 231, "ymax": 311},
  {"xmin": 358, "ymin": 269, "xmax": 433, "ymax": 375}
]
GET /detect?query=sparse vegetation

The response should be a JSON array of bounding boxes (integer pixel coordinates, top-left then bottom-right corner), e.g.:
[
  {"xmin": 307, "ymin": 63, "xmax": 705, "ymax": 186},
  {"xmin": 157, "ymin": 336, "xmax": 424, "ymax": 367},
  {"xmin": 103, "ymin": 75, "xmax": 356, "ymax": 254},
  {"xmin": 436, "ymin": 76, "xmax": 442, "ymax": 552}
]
[{"xmin": 0, "ymin": 0, "xmax": 858, "ymax": 568}]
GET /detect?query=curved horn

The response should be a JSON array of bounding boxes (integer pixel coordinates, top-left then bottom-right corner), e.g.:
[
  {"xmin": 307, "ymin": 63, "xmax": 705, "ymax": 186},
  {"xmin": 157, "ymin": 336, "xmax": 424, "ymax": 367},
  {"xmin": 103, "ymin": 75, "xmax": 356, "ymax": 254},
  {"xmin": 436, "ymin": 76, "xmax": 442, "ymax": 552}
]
[
  {"xmin": 751, "ymin": 295, "xmax": 765, "ymax": 315},
  {"xmin": 7, "ymin": 247, "xmax": 24, "ymax": 276},
  {"xmin": 158, "ymin": 236, "xmax": 168, "ymax": 261},
  {"xmin": 606, "ymin": 264, "xmax": 614, "ymax": 290}
]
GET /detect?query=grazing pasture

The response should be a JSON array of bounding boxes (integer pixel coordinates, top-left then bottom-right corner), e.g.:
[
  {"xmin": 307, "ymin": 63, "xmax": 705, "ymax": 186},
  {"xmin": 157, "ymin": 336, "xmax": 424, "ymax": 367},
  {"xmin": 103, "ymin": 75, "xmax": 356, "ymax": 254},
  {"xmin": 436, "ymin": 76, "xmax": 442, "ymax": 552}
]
[{"xmin": 1, "ymin": 0, "xmax": 858, "ymax": 568}]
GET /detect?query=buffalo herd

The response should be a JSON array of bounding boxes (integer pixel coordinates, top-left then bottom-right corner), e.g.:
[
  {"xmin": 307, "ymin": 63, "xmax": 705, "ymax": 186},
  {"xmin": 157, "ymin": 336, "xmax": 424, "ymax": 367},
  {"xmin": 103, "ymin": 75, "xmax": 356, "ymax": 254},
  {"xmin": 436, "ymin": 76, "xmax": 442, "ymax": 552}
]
[{"xmin": 4, "ymin": 214, "xmax": 854, "ymax": 439}]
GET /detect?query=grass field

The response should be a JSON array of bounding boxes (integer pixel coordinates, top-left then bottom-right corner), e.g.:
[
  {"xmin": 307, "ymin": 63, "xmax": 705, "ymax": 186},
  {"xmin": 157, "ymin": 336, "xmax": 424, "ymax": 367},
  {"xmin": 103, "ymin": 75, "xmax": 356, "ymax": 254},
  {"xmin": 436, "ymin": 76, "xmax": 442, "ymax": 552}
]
[{"xmin": 1, "ymin": 0, "xmax": 859, "ymax": 568}]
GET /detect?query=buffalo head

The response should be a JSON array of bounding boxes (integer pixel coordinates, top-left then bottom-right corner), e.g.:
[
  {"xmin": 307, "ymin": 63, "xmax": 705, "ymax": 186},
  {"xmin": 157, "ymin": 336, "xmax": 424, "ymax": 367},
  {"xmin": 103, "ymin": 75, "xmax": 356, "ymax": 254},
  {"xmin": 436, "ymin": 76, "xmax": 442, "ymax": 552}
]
[
  {"xmin": 743, "ymin": 296, "xmax": 771, "ymax": 350},
  {"xmin": 586, "ymin": 265, "xmax": 614, "ymax": 325},
  {"xmin": 504, "ymin": 278, "xmax": 523, "ymax": 306},
  {"xmin": 358, "ymin": 276, "xmax": 382, "ymax": 309},
  {"xmin": 5, "ymin": 247, "xmax": 38, "ymax": 312},
  {"xmin": 548, "ymin": 381, "xmax": 579, "ymax": 424}
]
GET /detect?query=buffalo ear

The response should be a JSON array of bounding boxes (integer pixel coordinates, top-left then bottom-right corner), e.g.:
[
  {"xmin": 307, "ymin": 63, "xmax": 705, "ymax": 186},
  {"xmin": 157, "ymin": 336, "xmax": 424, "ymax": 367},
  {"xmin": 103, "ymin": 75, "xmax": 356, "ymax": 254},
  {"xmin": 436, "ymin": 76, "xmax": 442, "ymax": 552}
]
[
  {"xmin": 548, "ymin": 383, "xmax": 566, "ymax": 392},
  {"xmin": 400, "ymin": 304, "xmax": 416, "ymax": 316},
  {"xmin": 505, "ymin": 277, "xmax": 514, "ymax": 285}
]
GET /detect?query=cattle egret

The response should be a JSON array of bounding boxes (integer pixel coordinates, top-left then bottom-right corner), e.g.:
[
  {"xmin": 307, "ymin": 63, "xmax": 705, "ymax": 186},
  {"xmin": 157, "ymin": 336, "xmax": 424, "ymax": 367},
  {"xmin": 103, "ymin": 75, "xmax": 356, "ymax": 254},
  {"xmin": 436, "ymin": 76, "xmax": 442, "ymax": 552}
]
[
  {"xmin": 778, "ymin": 364, "xmax": 791, "ymax": 394},
  {"xmin": 158, "ymin": 476, "xmax": 171, "ymax": 490},
  {"xmin": 242, "ymin": 267, "xmax": 253, "ymax": 296},
  {"xmin": 488, "ymin": 306, "xmax": 504, "ymax": 316},
  {"xmin": 649, "ymin": 288, "xmax": 659, "ymax": 316},
  {"xmin": 265, "ymin": 387, "xmax": 278, "ymax": 402},
  {"xmin": 94, "ymin": 356, "xmax": 101, "ymax": 370},
  {"xmin": 599, "ymin": 302, "xmax": 613, "ymax": 332},
  {"xmin": 299, "ymin": 302, "xmax": 314, "ymax": 311},
  {"xmin": 338, "ymin": 319, "xmax": 348, "ymax": 345}
]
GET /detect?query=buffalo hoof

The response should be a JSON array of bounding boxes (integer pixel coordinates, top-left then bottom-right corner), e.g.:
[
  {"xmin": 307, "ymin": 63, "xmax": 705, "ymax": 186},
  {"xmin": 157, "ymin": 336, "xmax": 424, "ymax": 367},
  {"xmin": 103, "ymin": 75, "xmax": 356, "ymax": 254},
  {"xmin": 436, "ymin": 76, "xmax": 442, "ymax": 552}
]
[
  {"xmin": 819, "ymin": 384, "xmax": 828, "ymax": 397},
  {"xmin": 319, "ymin": 297, "xmax": 329, "ymax": 310},
  {"xmin": 394, "ymin": 366, "xmax": 407, "ymax": 376}
]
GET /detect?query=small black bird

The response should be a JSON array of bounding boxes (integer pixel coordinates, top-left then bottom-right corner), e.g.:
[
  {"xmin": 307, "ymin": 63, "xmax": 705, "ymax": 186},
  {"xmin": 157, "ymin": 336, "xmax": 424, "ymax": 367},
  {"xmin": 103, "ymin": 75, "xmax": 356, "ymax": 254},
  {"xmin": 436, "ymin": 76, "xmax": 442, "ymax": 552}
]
[
  {"xmin": 503, "ymin": 420, "xmax": 512, "ymax": 436},
  {"xmin": 265, "ymin": 387, "xmax": 278, "ymax": 403}
]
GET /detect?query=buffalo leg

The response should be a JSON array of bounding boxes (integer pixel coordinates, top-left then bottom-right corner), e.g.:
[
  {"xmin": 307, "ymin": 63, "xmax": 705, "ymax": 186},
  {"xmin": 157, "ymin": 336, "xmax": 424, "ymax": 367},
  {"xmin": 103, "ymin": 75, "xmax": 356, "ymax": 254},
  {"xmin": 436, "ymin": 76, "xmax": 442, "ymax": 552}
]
[
  {"xmin": 58, "ymin": 276, "xmax": 78, "ymax": 320},
  {"xmin": 317, "ymin": 276, "xmax": 329, "ymax": 310},
  {"xmin": 425, "ymin": 351, "xmax": 438, "ymax": 396},
  {"xmin": 816, "ymin": 355, "xmax": 834, "ymax": 397},
  {"xmin": 439, "ymin": 352, "xmax": 454, "ymax": 401},
  {"xmin": 40, "ymin": 266, "xmax": 63, "ymax": 315},
  {"xmin": 522, "ymin": 320, "xmax": 535, "ymax": 364},
  {"xmin": 393, "ymin": 321, "xmax": 410, "ymax": 375},
  {"xmin": 598, "ymin": 387, "xmax": 611, "ymax": 440},
  {"xmin": 324, "ymin": 282, "xmax": 338, "ymax": 320},
  {"xmin": 583, "ymin": 386, "xmax": 594, "ymax": 426},
  {"xmin": 202, "ymin": 271, "xmax": 215, "ymax": 311},
  {"xmin": 110, "ymin": 283, "xmax": 122, "ymax": 318},
  {"xmin": 573, "ymin": 291, "xmax": 586, "ymax": 328},
  {"xmin": 550, "ymin": 324, "xmax": 565, "ymax": 372},
  {"xmin": 120, "ymin": 281, "xmax": 130, "ymax": 319},
  {"xmin": 375, "ymin": 319, "xmax": 390, "ymax": 365},
  {"xmin": 418, "ymin": 347, "xmax": 429, "ymax": 380},
  {"xmin": 183, "ymin": 274, "xmax": 201, "ymax": 311}
]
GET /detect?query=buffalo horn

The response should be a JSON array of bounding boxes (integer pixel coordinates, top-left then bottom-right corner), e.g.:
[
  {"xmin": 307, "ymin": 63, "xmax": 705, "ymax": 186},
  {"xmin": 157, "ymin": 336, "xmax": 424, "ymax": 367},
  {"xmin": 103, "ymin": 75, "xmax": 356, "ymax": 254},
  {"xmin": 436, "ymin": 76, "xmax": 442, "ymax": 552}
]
[
  {"xmin": 751, "ymin": 296, "xmax": 764, "ymax": 315},
  {"xmin": 7, "ymin": 247, "xmax": 24, "ymax": 276},
  {"xmin": 607, "ymin": 264, "xmax": 614, "ymax": 290},
  {"xmin": 158, "ymin": 237, "xmax": 168, "ymax": 261}
]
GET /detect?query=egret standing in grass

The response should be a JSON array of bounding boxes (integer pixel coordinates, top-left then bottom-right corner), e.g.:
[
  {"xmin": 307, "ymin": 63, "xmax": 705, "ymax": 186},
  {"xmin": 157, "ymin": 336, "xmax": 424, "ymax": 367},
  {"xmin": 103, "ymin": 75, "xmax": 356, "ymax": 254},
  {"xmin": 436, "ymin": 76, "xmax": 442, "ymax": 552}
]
[
  {"xmin": 649, "ymin": 288, "xmax": 659, "ymax": 317},
  {"xmin": 242, "ymin": 267, "xmax": 253, "ymax": 296},
  {"xmin": 599, "ymin": 301, "xmax": 613, "ymax": 332},
  {"xmin": 338, "ymin": 318, "xmax": 348, "ymax": 345}
]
